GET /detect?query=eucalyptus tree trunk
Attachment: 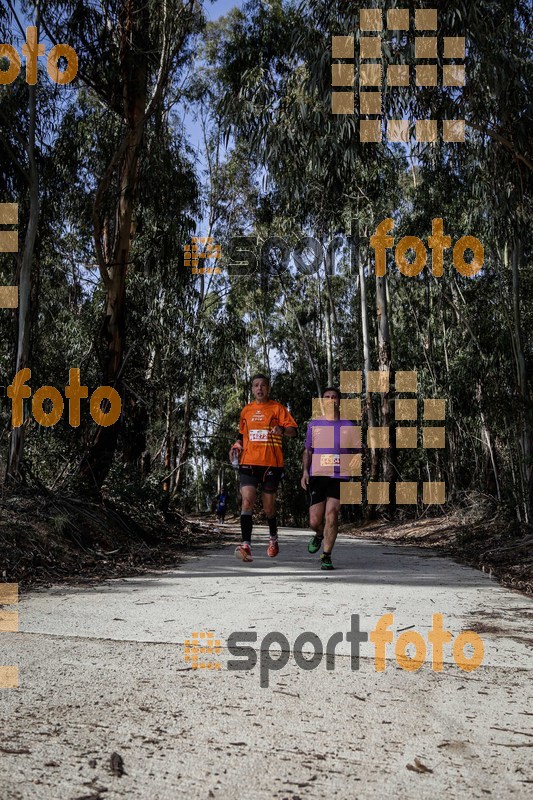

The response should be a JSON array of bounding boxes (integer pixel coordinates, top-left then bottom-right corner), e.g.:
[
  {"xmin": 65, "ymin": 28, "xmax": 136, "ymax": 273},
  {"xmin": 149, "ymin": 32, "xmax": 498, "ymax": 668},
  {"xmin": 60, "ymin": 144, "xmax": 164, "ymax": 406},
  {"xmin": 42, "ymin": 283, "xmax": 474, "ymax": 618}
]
[
  {"xmin": 161, "ymin": 395, "xmax": 172, "ymax": 511},
  {"xmin": 6, "ymin": 12, "xmax": 40, "ymax": 482},
  {"xmin": 79, "ymin": 0, "xmax": 196, "ymax": 494},
  {"xmin": 258, "ymin": 309, "xmax": 270, "ymax": 373},
  {"xmin": 442, "ymin": 313, "xmax": 457, "ymax": 494},
  {"xmin": 473, "ymin": 382, "xmax": 500, "ymax": 499},
  {"xmin": 323, "ymin": 239, "xmax": 334, "ymax": 387},
  {"xmin": 173, "ymin": 390, "xmax": 192, "ymax": 498},
  {"xmin": 358, "ymin": 245, "xmax": 374, "ymax": 421},
  {"xmin": 79, "ymin": 0, "xmax": 149, "ymax": 493},
  {"xmin": 376, "ymin": 272, "xmax": 396, "ymax": 517},
  {"xmin": 356, "ymin": 235, "xmax": 378, "ymax": 516},
  {"xmin": 510, "ymin": 240, "xmax": 532, "ymax": 522}
]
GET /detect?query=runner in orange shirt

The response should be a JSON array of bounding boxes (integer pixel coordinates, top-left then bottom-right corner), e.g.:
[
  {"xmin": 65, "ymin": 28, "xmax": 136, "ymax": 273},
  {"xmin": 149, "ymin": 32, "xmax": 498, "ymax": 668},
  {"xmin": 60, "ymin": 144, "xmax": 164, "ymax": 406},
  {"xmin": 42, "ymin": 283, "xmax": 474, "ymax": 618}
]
[{"xmin": 229, "ymin": 374, "xmax": 297, "ymax": 562}]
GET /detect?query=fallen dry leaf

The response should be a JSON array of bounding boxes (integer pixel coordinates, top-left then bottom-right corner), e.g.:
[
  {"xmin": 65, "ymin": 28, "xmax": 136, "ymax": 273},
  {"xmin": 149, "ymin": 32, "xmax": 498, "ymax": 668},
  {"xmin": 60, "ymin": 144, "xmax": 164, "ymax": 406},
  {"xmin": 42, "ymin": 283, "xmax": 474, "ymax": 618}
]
[
  {"xmin": 406, "ymin": 757, "xmax": 433, "ymax": 774},
  {"xmin": 110, "ymin": 751, "xmax": 126, "ymax": 777}
]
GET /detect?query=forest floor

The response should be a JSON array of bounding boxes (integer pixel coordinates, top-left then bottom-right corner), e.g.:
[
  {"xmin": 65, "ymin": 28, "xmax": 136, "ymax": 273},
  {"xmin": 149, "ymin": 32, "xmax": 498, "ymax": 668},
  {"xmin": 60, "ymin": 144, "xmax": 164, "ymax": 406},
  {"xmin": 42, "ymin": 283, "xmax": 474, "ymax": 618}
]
[{"xmin": 0, "ymin": 486, "xmax": 235, "ymax": 589}]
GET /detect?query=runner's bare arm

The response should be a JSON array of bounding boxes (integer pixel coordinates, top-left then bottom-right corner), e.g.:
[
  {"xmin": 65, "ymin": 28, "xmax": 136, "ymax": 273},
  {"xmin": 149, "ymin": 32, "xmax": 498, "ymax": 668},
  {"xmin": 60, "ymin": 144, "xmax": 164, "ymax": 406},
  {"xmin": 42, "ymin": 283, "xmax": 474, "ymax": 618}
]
[
  {"xmin": 276, "ymin": 405, "xmax": 298, "ymax": 439},
  {"xmin": 301, "ymin": 447, "xmax": 312, "ymax": 489},
  {"xmin": 272, "ymin": 425, "xmax": 297, "ymax": 438}
]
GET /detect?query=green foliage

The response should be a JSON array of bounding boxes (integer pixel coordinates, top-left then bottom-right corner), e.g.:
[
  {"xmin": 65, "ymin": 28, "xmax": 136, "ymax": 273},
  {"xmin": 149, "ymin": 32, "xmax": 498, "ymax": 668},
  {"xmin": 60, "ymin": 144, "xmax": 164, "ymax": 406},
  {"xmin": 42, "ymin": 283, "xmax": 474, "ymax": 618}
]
[{"xmin": 0, "ymin": 1, "xmax": 531, "ymax": 526}]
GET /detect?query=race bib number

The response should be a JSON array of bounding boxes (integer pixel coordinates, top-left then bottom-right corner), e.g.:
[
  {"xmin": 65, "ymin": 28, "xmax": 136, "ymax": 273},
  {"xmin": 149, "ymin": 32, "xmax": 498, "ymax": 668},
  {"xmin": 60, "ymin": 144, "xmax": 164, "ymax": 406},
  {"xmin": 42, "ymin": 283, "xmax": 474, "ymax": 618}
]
[
  {"xmin": 249, "ymin": 429, "xmax": 270, "ymax": 442},
  {"xmin": 320, "ymin": 454, "xmax": 340, "ymax": 467}
]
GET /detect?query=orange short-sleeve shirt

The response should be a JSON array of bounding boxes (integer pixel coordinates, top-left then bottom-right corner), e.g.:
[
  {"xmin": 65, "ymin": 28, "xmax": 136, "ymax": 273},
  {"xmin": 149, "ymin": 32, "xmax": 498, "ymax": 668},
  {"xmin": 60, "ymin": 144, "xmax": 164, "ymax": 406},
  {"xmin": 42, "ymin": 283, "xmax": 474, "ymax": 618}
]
[{"xmin": 239, "ymin": 400, "xmax": 297, "ymax": 467}]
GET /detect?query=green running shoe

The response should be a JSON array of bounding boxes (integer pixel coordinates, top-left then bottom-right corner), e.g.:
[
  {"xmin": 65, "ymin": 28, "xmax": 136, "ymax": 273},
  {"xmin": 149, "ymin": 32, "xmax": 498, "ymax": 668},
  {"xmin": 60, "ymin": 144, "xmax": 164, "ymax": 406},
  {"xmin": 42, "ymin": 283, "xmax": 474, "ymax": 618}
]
[
  {"xmin": 308, "ymin": 535, "xmax": 323, "ymax": 554},
  {"xmin": 321, "ymin": 553, "xmax": 334, "ymax": 570}
]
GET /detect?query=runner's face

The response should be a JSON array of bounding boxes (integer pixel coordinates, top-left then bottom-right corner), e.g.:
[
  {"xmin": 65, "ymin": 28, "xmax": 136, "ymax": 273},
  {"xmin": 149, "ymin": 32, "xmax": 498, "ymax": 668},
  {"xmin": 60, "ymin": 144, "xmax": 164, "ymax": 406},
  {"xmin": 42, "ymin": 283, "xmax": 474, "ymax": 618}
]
[
  {"xmin": 322, "ymin": 390, "xmax": 340, "ymax": 415},
  {"xmin": 252, "ymin": 379, "xmax": 270, "ymax": 402}
]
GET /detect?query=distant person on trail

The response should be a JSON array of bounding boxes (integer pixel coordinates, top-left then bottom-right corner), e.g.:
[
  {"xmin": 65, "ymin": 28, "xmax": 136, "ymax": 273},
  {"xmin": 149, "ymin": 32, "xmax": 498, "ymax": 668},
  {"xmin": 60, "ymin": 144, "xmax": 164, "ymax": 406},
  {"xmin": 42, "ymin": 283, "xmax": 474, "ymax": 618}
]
[
  {"xmin": 229, "ymin": 374, "xmax": 297, "ymax": 562},
  {"xmin": 301, "ymin": 387, "xmax": 361, "ymax": 570},
  {"xmin": 216, "ymin": 488, "xmax": 228, "ymax": 524}
]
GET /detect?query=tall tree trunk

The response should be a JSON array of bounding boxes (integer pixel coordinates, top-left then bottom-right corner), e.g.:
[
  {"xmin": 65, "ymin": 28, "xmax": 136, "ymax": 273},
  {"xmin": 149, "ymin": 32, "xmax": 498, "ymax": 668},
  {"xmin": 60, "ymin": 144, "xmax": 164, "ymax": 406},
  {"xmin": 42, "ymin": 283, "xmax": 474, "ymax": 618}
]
[
  {"xmin": 510, "ymin": 239, "xmax": 532, "ymax": 522},
  {"xmin": 161, "ymin": 395, "xmax": 172, "ymax": 510},
  {"xmin": 475, "ymin": 383, "xmax": 500, "ymax": 500},
  {"xmin": 356, "ymin": 234, "xmax": 378, "ymax": 516},
  {"xmin": 324, "ymin": 236, "xmax": 334, "ymax": 386},
  {"xmin": 6, "ymin": 12, "xmax": 40, "ymax": 482},
  {"xmin": 258, "ymin": 309, "xmax": 270, "ymax": 373},
  {"xmin": 441, "ymin": 312, "xmax": 457, "ymax": 496},
  {"xmin": 173, "ymin": 389, "xmax": 192, "ymax": 498},
  {"xmin": 79, "ymin": 0, "xmax": 149, "ymax": 493},
  {"xmin": 376, "ymin": 272, "xmax": 396, "ymax": 518}
]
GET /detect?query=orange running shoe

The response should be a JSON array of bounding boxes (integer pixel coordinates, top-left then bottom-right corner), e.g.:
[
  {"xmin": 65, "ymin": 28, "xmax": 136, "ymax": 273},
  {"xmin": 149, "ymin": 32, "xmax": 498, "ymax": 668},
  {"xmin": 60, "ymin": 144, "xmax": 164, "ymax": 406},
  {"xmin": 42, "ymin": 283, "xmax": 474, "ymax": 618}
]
[
  {"xmin": 235, "ymin": 543, "xmax": 253, "ymax": 562},
  {"xmin": 267, "ymin": 537, "xmax": 279, "ymax": 558}
]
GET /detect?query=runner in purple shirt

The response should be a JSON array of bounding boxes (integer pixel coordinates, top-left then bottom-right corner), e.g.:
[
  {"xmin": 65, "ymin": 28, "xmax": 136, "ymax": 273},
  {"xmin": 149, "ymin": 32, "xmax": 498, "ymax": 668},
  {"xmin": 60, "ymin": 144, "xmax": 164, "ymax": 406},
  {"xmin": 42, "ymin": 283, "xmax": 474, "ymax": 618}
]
[{"xmin": 301, "ymin": 387, "xmax": 361, "ymax": 570}]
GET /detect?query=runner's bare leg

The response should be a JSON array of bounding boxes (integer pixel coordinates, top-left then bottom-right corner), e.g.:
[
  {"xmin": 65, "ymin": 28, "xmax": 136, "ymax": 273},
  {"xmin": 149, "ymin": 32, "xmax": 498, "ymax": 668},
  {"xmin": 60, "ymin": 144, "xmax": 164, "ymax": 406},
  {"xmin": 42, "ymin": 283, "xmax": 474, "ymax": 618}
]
[
  {"xmin": 241, "ymin": 485, "xmax": 256, "ymax": 513},
  {"xmin": 323, "ymin": 497, "xmax": 340, "ymax": 553},
  {"xmin": 262, "ymin": 491, "xmax": 277, "ymax": 518},
  {"xmin": 309, "ymin": 500, "xmax": 326, "ymax": 537}
]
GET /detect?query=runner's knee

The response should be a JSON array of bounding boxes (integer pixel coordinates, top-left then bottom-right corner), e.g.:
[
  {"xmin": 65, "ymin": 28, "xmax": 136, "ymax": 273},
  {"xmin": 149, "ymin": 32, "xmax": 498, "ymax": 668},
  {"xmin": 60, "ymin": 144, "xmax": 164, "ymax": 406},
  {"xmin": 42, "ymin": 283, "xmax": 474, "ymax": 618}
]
[
  {"xmin": 241, "ymin": 497, "xmax": 254, "ymax": 512},
  {"xmin": 326, "ymin": 507, "xmax": 339, "ymax": 523},
  {"xmin": 309, "ymin": 511, "xmax": 323, "ymax": 531},
  {"xmin": 262, "ymin": 495, "xmax": 276, "ymax": 514}
]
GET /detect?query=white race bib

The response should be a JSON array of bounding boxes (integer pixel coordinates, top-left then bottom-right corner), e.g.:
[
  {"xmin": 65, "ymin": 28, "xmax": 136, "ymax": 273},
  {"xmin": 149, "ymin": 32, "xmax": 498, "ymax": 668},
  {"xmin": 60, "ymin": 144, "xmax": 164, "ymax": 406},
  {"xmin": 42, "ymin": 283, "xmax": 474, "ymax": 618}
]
[
  {"xmin": 320, "ymin": 454, "xmax": 340, "ymax": 466},
  {"xmin": 249, "ymin": 429, "xmax": 270, "ymax": 442}
]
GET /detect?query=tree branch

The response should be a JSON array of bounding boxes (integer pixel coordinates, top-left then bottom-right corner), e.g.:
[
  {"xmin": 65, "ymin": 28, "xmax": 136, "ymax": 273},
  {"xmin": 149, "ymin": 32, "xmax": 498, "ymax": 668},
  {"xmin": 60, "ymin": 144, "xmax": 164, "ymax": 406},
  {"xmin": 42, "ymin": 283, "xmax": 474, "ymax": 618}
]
[{"xmin": 465, "ymin": 118, "xmax": 533, "ymax": 172}]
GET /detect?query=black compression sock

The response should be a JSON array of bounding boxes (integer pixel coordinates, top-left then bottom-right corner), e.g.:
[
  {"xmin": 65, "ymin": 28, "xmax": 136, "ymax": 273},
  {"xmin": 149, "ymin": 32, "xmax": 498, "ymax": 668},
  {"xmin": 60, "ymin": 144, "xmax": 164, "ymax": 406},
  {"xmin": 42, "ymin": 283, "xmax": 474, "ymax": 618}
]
[
  {"xmin": 267, "ymin": 515, "xmax": 278, "ymax": 538},
  {"xmin": 240, "ymin": 512, "xmax": 253, "ymax": 542}
]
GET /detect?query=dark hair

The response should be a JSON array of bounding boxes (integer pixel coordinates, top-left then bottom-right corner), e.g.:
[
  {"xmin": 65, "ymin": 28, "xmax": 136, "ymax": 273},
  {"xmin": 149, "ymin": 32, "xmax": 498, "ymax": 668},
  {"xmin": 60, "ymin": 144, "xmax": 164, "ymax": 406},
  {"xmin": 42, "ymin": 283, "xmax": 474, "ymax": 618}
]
[
  {"xmin": 251, "ymin": 373, "xmax": 270, "ymax": 386},
  {"xmin": 322, "ymin": 386, "xmax": 342, "ymax": 400}
]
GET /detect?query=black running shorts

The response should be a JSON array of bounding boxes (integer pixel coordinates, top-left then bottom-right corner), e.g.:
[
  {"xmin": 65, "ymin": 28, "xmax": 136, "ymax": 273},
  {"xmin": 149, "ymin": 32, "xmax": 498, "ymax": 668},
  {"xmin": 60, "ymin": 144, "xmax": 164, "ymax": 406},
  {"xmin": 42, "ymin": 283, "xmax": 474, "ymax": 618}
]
[
  {"xmin": 239, "ymin": 465, "xmax": 284, "ymax": 493},
  {"xmin": 307, "ymin": 476, "xmax": 343, "ymax": 505}
]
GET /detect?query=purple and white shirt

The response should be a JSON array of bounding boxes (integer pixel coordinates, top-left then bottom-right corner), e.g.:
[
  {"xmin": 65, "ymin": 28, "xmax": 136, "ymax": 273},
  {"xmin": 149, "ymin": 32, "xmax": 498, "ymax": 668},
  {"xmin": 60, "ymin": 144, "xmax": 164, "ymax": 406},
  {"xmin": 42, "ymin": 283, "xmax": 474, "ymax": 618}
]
[{"xmin": 304, "ymin": 418, "xmax": 361, "ymax": 480}]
